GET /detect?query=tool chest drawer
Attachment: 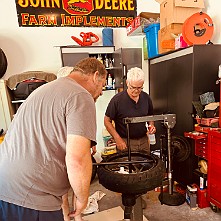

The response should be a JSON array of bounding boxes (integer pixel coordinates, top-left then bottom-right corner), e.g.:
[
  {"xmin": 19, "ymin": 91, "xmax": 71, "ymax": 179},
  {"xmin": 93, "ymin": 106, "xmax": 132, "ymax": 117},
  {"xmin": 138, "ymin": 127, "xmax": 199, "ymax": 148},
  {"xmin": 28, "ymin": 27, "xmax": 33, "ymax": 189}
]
[
  {"xmin": 195, "ymin": 138, "xmax": 208, "ymax": 159},
  {"xmin": 184, "ymin": 132, "xmax": 208, "ymax": 159}
]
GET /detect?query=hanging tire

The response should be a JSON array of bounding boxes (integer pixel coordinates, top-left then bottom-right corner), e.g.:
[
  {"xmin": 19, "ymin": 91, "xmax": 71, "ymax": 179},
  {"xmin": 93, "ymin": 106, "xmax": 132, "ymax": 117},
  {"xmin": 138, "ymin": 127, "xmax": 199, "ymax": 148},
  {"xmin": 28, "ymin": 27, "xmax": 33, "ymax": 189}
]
[
  {"xmin": 0, "ymin": 48, "xmax": 7, "ymax": 78},
  {"xmin": 97, "ymin": 152, "xmax": 166, "ymax": 195},
  {"xmin": 171, "ymin": 135, "xmax": 191, "ymax": 162},
  {"xmin": 91, "ymin": 156, "xmax": 97, "ymax": 183}
]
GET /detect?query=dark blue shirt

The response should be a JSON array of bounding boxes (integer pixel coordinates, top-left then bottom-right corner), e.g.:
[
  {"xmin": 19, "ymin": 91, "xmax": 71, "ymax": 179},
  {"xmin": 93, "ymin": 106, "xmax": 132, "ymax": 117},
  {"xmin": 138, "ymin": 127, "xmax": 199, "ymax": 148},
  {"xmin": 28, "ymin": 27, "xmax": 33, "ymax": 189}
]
[{"xmin": 105, "ymin": 90, "xmax": 154, "ymax": 139}]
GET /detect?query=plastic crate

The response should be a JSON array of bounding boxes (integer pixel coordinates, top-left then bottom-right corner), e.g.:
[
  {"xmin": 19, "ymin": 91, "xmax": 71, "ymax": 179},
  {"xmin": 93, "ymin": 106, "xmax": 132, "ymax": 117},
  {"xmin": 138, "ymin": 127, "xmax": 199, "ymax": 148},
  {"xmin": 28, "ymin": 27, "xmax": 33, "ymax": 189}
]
[
  {"xmin": 195, "ymin": 117, "xmax": 219, "ymax": 126},
  {"xmin": 144, "ymin": 23, "xmax": 160, "ymax": 58}
]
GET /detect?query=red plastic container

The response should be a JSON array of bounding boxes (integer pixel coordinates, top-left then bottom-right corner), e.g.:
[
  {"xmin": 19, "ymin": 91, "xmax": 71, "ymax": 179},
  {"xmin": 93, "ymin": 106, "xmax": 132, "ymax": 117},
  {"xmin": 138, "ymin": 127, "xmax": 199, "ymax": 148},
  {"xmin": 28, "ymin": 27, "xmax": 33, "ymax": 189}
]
[{"xmin": 197, "ymin": 186, "xmax": 210, "ymax": 208}]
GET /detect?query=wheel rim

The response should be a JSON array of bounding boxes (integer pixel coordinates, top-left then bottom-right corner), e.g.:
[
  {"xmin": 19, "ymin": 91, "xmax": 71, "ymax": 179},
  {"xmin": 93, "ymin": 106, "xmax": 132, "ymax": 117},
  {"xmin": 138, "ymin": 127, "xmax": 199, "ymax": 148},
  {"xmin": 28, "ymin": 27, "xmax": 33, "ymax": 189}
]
[{"xmin": 103, "ymin": 153, "xmax": 156, "ymax": 174}]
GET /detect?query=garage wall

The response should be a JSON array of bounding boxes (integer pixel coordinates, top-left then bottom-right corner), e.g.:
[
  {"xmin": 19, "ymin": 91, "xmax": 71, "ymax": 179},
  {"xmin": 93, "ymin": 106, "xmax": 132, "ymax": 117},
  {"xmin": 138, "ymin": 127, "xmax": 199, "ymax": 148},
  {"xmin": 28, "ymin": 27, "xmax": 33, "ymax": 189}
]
[
  {"xmin": 0, "ymin": 0, "xmax": 159, "ymax": 80},
  {"xmin": 0, "ymin": 1, "xmax": 220, "ymax": 85},
  {"xmin": 204, "ymin": 0, "xmax": 221, "ymax": 44}
]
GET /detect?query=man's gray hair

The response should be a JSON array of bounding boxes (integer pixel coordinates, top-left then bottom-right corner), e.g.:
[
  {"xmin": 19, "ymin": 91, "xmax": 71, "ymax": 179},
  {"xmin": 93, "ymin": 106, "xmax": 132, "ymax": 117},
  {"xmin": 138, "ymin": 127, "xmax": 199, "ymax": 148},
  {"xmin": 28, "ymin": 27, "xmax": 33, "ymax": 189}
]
[{"xmin": 127, "ymin": 67, "xmax": 145, "ymax": 82}]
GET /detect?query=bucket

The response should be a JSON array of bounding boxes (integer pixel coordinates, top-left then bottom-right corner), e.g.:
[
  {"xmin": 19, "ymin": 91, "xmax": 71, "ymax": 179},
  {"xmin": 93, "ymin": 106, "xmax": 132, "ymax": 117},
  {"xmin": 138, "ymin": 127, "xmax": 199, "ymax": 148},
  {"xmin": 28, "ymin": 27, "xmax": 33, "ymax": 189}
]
[
  {"xmin": 144, "ymin": 23, "xmax": 160, "ymax": 58},
  {"xmin": 102, "ymin": 28, "xmax": 114, "ymax": 46}
]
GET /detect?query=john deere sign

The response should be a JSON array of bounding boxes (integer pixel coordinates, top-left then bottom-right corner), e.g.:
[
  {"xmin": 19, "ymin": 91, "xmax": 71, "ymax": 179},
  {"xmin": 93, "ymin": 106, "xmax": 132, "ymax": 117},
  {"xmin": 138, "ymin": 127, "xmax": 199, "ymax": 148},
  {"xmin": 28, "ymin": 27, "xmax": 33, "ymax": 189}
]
[{"xmin": 15, "ymin": 0, "xmax": 137, "ymax": 27}]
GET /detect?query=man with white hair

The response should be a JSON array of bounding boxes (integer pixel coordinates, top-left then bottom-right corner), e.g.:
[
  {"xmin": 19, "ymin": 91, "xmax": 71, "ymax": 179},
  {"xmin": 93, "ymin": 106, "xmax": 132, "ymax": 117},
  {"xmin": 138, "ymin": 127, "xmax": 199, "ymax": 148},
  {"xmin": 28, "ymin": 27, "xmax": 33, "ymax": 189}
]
[{"xmin": 104, "ymin": 67, "xmax": 156, "ymax": 154}]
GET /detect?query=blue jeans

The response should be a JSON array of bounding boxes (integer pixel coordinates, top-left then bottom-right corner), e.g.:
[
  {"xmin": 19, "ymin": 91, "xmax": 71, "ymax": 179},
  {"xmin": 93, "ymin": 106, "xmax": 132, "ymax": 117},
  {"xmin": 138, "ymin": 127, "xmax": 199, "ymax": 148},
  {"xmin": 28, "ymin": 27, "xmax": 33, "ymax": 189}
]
[{"xmin": 0, "ymin": 200, "xmax": 64, "ymax": 221}]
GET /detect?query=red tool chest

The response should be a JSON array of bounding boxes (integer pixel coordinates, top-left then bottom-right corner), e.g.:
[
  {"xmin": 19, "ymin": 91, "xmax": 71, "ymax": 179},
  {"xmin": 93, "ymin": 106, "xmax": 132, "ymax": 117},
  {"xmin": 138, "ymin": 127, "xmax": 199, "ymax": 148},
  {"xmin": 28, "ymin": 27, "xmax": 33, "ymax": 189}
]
[{"xmin": 207, "ymin": 130, "xmax": 221, "ymax": 209}]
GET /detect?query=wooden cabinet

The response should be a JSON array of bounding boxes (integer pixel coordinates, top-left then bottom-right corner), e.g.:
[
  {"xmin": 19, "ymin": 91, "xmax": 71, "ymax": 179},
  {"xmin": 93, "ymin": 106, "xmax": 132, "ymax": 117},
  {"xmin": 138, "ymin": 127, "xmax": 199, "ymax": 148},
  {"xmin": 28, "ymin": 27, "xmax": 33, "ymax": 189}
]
[
  {"xmin": 149, "ymin": 45, "xmax": 221, "ymax": 185},
  {"xmin": 207, "ymin": 130, "xmax": 221, "ymax": 209},
  {"xmin": 59, "ymin": 46, "xmax": 142, "ymax": 89},
  {"xmin": 0, "ymin": 80, "xmax": 15, "ymax": 132}
]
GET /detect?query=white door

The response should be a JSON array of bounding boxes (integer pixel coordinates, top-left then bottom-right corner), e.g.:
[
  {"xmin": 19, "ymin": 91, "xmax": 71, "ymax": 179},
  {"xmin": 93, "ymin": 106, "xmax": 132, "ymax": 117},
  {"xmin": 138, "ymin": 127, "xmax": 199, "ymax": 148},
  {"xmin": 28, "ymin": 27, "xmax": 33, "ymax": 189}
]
[{"xmin": 95, "ymin": 90, "xmax": 116, "ymax": 153}]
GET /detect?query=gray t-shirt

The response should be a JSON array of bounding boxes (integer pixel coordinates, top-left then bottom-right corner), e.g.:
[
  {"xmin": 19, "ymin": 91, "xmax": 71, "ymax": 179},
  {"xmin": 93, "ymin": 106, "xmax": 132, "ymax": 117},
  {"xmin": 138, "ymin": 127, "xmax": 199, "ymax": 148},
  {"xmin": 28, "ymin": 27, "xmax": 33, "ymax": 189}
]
[{"xmin": 0, "ymin": 77, "xmax": 96, "ymax": 211}]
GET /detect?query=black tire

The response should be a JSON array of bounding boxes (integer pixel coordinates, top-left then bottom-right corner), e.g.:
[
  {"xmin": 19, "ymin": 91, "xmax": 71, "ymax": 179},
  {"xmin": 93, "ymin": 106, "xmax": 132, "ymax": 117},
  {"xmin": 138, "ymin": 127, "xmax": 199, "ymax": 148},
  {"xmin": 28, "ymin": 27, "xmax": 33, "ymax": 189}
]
[
  {"xmin": 171, "ymin": 135, "xmax": 191, "ymax": 162},
  {"xmin": 97, "ymin": 152, "xmax": 166, "ymax": 195},
  {"xmin": 91, "ymin": 156, "xmax": 97, "ymax": 183},
  {"xmin": 0, "ymin": 48, "xmax": 7, "ymax": 78}
]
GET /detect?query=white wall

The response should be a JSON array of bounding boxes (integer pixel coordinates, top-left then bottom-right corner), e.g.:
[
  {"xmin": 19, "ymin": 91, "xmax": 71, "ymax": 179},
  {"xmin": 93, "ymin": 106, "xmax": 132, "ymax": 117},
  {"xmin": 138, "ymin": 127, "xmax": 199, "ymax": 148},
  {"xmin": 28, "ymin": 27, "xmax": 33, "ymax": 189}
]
[
  {"xmin": 1, "ymin": 1, "xmax": 220, "ymax": 85},
  {"xmin": 203, "ymin": 0, "xmax": 221, "ymax": 43},
  {"xmin": 0, "ymin": 0, "xmax": 159, "ymax": 81}
]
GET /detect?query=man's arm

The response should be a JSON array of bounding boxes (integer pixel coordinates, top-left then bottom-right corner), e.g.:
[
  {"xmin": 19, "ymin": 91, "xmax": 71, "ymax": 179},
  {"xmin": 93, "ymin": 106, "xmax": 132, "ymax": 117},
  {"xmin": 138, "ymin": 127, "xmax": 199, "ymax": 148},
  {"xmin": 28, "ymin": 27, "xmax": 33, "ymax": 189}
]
[
  {"xmin": 104, "ymin": 115, "xmax": 127, "ymax": 151},
  {"xmin": 65, "ymin": 134, "xmax": 92, "ymax": 217}
]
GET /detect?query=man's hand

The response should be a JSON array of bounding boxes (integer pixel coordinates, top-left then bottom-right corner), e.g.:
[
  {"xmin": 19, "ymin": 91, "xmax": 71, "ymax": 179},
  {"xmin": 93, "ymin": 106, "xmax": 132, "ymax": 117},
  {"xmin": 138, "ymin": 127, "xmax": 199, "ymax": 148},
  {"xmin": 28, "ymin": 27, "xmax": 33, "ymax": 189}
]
[
  {"xmin": 115, "ymin": 136, "xmax": 127, "ymax": 151},
  {"xmin": 91, "ymin": 145, "xmax": 96, "ymax": 155},
  {"xmin": 69, "ymin": 195, "xmax": 87, "ymax": 220},
  {"xmin": 148, "ymin": 125, "xmax": 156, "ymax": 134}
]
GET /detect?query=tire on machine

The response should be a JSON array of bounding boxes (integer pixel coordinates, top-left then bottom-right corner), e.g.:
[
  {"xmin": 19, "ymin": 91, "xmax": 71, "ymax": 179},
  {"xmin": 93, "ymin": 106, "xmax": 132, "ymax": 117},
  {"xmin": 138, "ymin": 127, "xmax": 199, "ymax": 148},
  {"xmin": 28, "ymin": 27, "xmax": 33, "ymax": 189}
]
[{"xmin": 97, "ymin": 152, "xmax": 166, "ymax": 195}]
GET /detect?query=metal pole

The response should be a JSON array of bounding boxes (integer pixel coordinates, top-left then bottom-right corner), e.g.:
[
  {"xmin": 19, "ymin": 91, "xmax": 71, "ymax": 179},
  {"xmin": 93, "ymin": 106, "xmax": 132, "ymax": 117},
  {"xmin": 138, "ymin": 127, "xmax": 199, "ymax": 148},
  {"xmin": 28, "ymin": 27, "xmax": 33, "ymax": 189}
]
[
  {"xmin": 127, "ymin": 123, "xmax": 131, "ymax": 161},
  {"xmin": 167, "ymin": 126, "xmax": 173, "ymax": 195},
  {"xmin": 126, "ymin": 123, "xmax": 133, "ymax": 173},
  {"xmin": 93, "ymin": 159, "xmax": 154, "ymax": 166},
  {"xmin": 133, "ymin": 196, "xmax": 143, "ymax": 221}
]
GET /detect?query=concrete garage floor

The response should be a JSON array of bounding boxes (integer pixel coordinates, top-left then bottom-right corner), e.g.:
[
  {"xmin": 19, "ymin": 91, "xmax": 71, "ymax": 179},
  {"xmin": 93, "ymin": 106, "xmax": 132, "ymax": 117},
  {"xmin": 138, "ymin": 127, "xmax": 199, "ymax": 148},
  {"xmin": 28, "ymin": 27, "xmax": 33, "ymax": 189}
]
[{"xmin": 80, "ymin": 176, "xmax": 221, "ymax": 221}]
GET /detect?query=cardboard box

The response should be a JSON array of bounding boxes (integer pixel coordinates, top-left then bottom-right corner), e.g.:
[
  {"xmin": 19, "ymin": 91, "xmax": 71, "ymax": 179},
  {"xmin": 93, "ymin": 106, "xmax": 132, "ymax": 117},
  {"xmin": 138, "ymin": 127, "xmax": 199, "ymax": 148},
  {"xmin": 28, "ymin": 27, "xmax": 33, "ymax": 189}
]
[
  {"xmin": 186, "ymin": 186, "xmax": 198, "ymax": 209},
  {"xmin": 157, "ymin": 0, "xmax": 204, "ymax": 28},
  {"xmin": 126, "ymin": 12, "xmax": 160, "ymax": 36},
  {"xmin": 158, "ymin": 23, "xmax": 183, "ymax": 54}
]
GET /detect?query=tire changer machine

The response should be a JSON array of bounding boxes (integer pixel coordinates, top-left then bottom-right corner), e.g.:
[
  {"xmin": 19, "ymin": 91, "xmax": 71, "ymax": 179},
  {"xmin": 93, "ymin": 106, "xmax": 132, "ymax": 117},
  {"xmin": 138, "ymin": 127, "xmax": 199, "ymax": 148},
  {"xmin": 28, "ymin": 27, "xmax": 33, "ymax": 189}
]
[{"xmin": 97, "ymin": 113, "xmax": 186, "ymax": 221}]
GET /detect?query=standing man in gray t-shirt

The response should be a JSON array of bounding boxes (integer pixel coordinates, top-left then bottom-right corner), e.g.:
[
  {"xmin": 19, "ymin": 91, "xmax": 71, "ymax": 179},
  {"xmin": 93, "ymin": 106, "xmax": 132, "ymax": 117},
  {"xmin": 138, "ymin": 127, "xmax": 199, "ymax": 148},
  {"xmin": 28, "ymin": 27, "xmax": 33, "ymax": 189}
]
[{"xmin": 0, "ymin": 57, "xmax": 107, "ymax": 221}]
